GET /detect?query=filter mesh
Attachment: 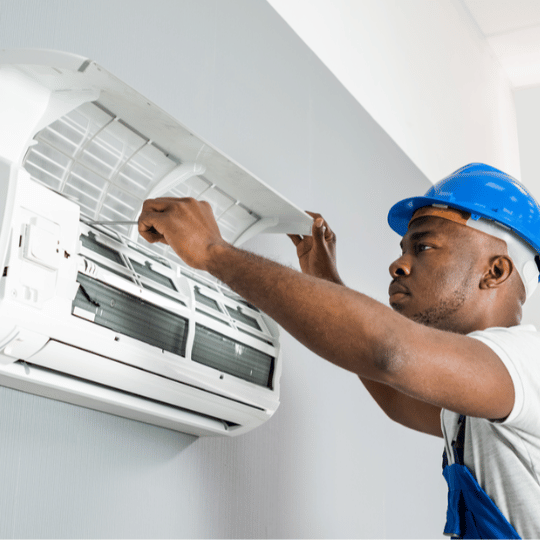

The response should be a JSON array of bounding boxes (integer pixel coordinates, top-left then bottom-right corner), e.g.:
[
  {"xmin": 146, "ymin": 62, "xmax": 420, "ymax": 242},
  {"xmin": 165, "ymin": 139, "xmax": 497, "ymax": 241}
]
[
  {"xmin": 23, "ymin": 102, "xmax": 177, "ymax": 226},
  {"xmin": 22, "ymin": 101, "xmax": 261, "ymax": 250},
  {"xmin": 194, "ymin": 287, "xmax": 222, "ymax": 312},
  {"xmin": 128, "ymin": 259, "xmax": 177, "ymax": 291}
]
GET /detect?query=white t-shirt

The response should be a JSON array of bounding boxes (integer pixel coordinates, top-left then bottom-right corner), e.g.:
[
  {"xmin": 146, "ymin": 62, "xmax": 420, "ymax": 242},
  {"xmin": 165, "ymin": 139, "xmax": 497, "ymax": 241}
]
[{"xmin": 440, "ymin": 324, "xmax": 540, "ymax": 539}]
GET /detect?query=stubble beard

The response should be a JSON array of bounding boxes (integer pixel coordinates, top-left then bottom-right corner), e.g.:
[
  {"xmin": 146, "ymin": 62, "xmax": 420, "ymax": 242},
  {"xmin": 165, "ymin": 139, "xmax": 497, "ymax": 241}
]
[
  {"xmin": 395, "ymin": 272, "xmax": 474, "ymax": 331},
  {"xmin": 410, "ymin": 288, "xmax": 467, "ymax": 330}
]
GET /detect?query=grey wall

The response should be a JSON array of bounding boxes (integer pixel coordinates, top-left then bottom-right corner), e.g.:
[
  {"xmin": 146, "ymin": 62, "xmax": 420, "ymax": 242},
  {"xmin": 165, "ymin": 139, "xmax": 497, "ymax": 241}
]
[{"xmin": 0, "ymin": 1, "xmax": 447, "ymax": 537}]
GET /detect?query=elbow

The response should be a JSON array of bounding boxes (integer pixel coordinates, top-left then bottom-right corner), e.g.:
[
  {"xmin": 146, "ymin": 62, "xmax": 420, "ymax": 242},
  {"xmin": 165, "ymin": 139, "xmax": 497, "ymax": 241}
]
[
  {"xmin": 373, "ymin": 348, "xmax": 394, "ymax": 373},
  {"xmin": 369, "ymin": 338, "xmax": 404, "ymax": 380}
]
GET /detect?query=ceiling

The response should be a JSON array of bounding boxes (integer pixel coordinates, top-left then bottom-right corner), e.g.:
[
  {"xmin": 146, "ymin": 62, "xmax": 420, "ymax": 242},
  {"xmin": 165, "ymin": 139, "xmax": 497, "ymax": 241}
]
[{"xmin": 461, "ymin": 0, "xmax": 540, "ymax": 88}]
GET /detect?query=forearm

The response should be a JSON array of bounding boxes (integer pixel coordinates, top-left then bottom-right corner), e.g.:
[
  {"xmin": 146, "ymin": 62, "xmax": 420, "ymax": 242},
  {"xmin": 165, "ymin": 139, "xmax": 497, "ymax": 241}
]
[
  {"xmin": 138, "ymin": 197, "xmax": 404, "ymax": 379},
  {"xmin": 207, "ymin": 243, "xmax": 399, "ymax": 380}
]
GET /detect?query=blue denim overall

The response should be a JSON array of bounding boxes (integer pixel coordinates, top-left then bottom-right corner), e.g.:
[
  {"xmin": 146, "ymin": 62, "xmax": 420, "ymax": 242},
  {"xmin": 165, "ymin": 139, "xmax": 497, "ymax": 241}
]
[{"xmin": 442, "ymin": 415, "xmax": 521, "ymax": 539}]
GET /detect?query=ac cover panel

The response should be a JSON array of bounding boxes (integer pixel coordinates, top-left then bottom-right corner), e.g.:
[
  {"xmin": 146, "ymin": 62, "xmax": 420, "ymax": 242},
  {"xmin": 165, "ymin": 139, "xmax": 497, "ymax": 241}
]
[{"xmin": 0, "ymin": 49, "xmax": 309, "ymax": 436}]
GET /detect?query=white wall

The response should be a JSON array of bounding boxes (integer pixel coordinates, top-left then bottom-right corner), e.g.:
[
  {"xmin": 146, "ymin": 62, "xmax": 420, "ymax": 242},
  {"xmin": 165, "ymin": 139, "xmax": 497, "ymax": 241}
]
[
  {"xmin": 267, "ymin": 0, "xmax": 540, "ymax": 333},
  {"xmin": 0, "ymin": 1, "xmax": 447, "ymax": 538},
  {"xmin": 514, "ymin": 86, "xmax": 540, "ymax": 329},
  {"xmin": 267, "ymin": 0, "xmax": 521, "ymax": 183}
]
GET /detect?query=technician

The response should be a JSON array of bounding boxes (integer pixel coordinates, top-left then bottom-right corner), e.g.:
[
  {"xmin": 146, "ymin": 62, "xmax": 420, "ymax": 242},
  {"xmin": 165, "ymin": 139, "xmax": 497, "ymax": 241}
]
[{"xmin": 139, "ymin": 163, "xmax": 540, "ymax": 539}]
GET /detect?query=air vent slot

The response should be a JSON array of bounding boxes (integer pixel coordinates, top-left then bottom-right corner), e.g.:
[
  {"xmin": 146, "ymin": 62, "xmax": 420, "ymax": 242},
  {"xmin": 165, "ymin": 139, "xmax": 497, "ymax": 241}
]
[
  {"xmin": 192, "ymin": 324, "xmax": 274, "ymax": 389},
  {"xmin": 16, "ymin": 360, "xmax": 240, "ymax": 431}
]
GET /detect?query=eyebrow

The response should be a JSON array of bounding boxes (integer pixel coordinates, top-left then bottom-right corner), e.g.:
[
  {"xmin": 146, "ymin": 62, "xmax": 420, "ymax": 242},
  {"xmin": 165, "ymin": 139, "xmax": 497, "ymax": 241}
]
[{"xmin": 399, "ymin": 230, "xmax": 435, "ymax": 250}]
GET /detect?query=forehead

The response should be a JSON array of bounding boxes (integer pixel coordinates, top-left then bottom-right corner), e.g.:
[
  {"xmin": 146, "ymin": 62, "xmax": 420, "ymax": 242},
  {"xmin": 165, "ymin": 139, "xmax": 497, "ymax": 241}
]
[{"xmin": 401, "ymin": 216, "xmax": 469, "ymax": 245}]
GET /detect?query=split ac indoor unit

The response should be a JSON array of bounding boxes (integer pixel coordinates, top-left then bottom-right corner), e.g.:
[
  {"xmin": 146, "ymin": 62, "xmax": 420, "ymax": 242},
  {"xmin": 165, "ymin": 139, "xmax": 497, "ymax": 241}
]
[{"xmin": 0, "ymin": 49, "xmax": 312, "ymax": 436}]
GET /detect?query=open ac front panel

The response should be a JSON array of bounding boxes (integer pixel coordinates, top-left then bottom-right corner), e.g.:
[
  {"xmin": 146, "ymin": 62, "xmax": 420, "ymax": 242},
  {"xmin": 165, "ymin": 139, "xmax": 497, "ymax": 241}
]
[{"xmin": 0, "ymin": 49, "xmax": 313, "ymax": 436}]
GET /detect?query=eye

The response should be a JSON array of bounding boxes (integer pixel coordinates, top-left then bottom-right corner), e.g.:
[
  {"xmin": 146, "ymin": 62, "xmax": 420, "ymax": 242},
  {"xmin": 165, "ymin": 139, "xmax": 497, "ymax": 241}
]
[{"xmin": 416, "ymin": 243, "xmax": 432, "ymax": 253}]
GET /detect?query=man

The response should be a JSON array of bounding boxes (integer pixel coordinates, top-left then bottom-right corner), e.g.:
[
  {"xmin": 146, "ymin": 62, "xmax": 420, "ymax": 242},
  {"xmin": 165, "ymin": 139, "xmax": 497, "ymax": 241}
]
[{"xmin": 139, "ymin": 163, "xmax": 540, "ymax": 538}]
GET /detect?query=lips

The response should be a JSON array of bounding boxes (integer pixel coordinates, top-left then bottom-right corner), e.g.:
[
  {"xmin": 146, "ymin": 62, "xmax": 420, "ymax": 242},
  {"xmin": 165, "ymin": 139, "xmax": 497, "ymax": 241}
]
[{"xmin": 388, "ymin": 280, "xmax": 410, "ymax": 299}]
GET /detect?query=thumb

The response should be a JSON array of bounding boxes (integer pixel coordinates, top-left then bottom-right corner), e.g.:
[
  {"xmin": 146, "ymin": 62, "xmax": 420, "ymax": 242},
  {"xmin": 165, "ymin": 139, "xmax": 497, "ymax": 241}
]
[{"xmin": 312, "ymin": 218, "xmax": 326, "ymax": 243}]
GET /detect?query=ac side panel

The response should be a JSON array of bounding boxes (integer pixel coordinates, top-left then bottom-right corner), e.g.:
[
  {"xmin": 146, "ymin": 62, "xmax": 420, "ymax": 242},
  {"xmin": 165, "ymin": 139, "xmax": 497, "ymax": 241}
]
[{"xmin": 0, "ymin": 159, "xmax": 17, "ymax": 272}]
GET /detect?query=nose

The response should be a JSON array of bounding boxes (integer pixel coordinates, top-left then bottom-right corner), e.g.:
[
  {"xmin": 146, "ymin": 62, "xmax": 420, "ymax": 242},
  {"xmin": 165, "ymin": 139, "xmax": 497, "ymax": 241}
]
[{"xmin": 389, "ymin": 254, "xmax": 412, "ymax": 278}]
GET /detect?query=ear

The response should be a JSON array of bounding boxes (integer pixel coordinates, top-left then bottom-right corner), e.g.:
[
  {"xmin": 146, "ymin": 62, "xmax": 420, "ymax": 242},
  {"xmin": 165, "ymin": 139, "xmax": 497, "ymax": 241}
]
[{"xmin": 480, "ymin": 255, "xmax": 514, "ymax": 290}]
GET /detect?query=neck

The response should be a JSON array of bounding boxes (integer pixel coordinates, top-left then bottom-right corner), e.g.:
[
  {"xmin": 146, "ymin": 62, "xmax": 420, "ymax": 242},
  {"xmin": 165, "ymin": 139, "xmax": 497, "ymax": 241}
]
[{"xmin": 444, "ymin": 298, "xmax": 522, "ymax": 334}]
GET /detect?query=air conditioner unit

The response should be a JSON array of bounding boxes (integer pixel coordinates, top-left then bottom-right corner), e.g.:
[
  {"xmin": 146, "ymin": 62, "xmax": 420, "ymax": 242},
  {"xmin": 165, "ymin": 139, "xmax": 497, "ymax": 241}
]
[{"xmin": 0, "ymin": 49, "xmax": 312, "ymax": 436}]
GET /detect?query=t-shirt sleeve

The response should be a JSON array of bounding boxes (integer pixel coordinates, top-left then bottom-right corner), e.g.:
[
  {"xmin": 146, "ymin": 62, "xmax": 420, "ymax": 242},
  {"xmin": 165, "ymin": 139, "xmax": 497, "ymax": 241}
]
[{"xmin": 468, "ymin": 326, "xmax": 540, "ymax": 434}]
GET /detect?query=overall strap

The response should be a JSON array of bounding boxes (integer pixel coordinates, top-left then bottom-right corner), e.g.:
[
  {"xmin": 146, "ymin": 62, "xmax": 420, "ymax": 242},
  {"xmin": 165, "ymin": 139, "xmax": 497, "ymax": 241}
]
[
  {"xmin": 452, "ymin": 415, "xmax": 466, "ymax": 465},
  {"xmin": 442, "ymin": 414, "xmax": 467, "ymax": 469}
]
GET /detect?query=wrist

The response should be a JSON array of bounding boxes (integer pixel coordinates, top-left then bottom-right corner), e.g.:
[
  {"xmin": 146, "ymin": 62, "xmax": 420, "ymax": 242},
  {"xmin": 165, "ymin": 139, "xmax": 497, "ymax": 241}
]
[{"xmin": 205, "ymin": 241, "xmax": 235, "ymax": 279}]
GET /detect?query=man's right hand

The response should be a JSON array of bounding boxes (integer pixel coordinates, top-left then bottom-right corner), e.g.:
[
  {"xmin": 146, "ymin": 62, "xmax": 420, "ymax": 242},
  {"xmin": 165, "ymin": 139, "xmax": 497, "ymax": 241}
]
[{"xmin": 288, "ymin": 212, "xmax": 344, "ymax": 285}]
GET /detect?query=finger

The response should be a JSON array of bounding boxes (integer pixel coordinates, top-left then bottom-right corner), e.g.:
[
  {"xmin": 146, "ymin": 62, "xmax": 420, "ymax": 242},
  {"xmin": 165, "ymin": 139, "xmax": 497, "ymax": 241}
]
[
  {"xmin": 323, "ymin": 224, "xmax": 334, "ymax": 242},
  {"xmin": 305, "ymin": 211, "xmax": 334, "ymax": 240},
  {"xmin": 312, "ymin": 218, "xmax": 327, "ymax": 243},
  {"xmin": 138, "ymin": 211, "xmax": 167, "ymax": 244},
  {"xmin": 287, "ymin": 233, "xmax": 303, "ymax": 246},
  {"xmin": 141, "ymin": 198, "xmax": 167, "ymax": 213},
  {"xmin": 138, "ymin": 226, "xmax": 165, "ymax": 244},
  {"xmin": 141, "ymin": 196, "xmax": 197, "ymax": 214}
]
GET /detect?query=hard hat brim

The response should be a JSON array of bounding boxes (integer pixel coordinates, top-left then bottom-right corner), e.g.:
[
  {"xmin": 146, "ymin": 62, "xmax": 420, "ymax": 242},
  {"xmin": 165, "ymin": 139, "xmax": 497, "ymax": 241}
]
[
  {"xmin": 388, "ymin": 195, "xmax": 540, "ymax": 256},
  {"xmin": 387, "ymin": 196, "xmax": 473, "ymax": 236}
]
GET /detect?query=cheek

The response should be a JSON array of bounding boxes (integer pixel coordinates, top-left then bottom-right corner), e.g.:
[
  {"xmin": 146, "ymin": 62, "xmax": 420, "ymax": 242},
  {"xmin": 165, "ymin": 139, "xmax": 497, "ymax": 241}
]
[
  {"xmin": 414, "ymin": 260, "xmax": 462, "ymax": 294},
  {"xmin": 426, "ymin": 262, "xmax": 477, "ymax": 297}
]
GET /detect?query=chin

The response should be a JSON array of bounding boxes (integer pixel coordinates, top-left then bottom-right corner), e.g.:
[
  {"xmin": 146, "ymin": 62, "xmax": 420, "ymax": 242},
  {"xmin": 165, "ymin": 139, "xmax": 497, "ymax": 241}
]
[{"xmin": 389, "ymin": 301, "xmax": 409, "ymax": 316}]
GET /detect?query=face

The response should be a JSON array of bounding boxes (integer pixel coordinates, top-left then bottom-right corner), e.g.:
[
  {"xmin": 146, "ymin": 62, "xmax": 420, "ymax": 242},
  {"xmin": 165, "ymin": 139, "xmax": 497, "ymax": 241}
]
[{"xmin": 388, "ymin": 216, "xmax": 483, "ymax": 332}]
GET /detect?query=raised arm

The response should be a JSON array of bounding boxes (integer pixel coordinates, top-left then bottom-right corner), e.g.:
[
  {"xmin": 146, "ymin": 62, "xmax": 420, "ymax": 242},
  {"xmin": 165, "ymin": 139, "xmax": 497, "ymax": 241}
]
[
  {"xmin": 138, "ymin": 197, "xmax": 514, "ymax": 427},
  {"xmin": 289, "ymin": 211, "xmax": 443, "ymax": 437}
]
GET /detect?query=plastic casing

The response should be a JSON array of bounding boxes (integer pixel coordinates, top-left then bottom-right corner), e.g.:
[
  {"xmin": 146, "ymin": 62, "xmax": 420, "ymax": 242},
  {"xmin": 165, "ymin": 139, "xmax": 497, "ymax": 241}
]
[{"xmin": 0, "ymin": 49, "xmax": 312, "ymax": 436}]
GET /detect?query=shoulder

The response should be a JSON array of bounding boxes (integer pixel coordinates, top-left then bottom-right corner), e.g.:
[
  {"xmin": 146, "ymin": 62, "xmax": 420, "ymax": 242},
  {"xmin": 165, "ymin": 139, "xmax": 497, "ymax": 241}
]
[
  {"xmin": 469, "ymin": 323, "xmax": 539, "ymax": 342},
  {"xmin": 468, "ymin": 324, "xmax": 540, "ymax": 374},
  {"xmin": 469, "ymin": 324, "xmax": 540, "ymax": 430},
  {"xmin": 379, "ymin": 322, "xmax": 531, "ymax": 423}
]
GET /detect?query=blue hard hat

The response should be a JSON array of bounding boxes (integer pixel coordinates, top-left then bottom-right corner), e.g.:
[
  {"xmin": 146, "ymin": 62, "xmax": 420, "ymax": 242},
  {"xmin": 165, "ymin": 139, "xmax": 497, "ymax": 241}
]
[{"xmin": 387, "ymin": 163, "xmax": 540, "ymax": 258}]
